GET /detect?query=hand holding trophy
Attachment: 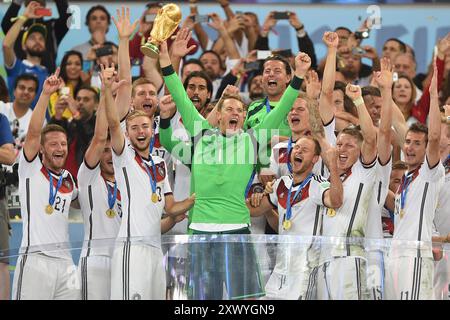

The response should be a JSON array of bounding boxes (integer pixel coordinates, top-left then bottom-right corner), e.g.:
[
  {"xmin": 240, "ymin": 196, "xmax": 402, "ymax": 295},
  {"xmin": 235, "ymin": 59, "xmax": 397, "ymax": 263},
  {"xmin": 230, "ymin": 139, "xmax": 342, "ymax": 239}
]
[{"xmin": 140, "ymin": 3, "xmax": 182, "ymax": 58}]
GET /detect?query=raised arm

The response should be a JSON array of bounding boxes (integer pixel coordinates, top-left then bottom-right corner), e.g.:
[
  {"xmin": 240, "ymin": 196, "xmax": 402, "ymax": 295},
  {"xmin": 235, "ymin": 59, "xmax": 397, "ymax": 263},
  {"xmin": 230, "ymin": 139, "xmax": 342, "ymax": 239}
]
[
  {"xmin": 319, "ymin": 31, "xmax": 339, "ymax": 125},
  {"xmin": 54, "ymin": 0, "xmax": 70, "ymax": 44},
  {"xmin": 103, "ymin": 64, "xmax": 125, "ymax": 155},
  {"xmin": 346, "ymin": 84, "xmax": 377, "ymax": 164},
  {"xmin": 427, "ymin": 60, "xmax": 442, "ymax": 168},
  {"xmin": 169, "ymin": 27, "xmax": 197, "ymax": 77},
  {"xmin": 374, "ymin": 57, "xmax": 394, "ymax": 165},
  {"xmin": 84, "ymin": 69, "xmax": 110, "ymax": 168},
  {"xmin": 112, "ymin": 7, "xmax": 138, "ymax": 120},
  {"xmin": 23, "ymin": 68, "xmax": 62, "ymax": 160},
  {"xmin": 2, "ymin": 2, "xmax": 40, "ymax": 67},
  {"xmin": 159, "ymin": 41, "xmax": 210, "ymax": 136},
  {"xmin": 208, "ymin": 13, "xmax": 240, "ymax": 60},
  {"xmin": 391, "ymin": 100, "xmax": 408, "ymax": 147},
  {"xmin": 322, "ymin": 147, "xmax": 343, "ymax": 208}
]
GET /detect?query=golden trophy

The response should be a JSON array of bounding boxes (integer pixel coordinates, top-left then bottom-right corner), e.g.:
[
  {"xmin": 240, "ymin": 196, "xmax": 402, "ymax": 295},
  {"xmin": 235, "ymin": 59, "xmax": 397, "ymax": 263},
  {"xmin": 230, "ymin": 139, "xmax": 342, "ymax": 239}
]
[{"xmin": 140, "ymin": 3, "xmax": 182, "ymax": 58}]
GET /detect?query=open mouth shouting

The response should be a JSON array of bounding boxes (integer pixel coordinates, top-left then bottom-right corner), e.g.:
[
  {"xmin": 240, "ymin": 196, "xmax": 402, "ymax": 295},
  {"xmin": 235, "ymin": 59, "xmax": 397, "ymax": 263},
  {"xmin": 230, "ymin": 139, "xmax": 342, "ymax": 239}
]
[
  {"xmin": 228, "ymin": 117, "xmax": 239, "ymax": 131},
  {"xmin": 267, "ymin": 80, "xmax": 277, "ymax": 89},
  {"xmin": 136, "ymin": 136, "xmax": 147, "ymax": 143},
  {"xmin": 290, "ymin": 116, "xmax": 300, "ymax": 126},
  {"xmin": 142, "ymin": 102, "xmax": 154, "ymax": 113},
  {"xmin": 338, "ymin": 154, "xmax": 348, "ymax": 167},
  {"xmin": 52, "ymin": 152, "xmax": 65, "ymax": 163}
]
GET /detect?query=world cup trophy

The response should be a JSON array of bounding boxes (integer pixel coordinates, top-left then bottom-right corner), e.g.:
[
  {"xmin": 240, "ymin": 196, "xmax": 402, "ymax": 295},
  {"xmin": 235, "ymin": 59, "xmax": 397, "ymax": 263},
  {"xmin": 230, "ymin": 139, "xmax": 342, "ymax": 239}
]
[{"xmin": 140, "ymin": 3, "xmax": 182, "ymax": 58}]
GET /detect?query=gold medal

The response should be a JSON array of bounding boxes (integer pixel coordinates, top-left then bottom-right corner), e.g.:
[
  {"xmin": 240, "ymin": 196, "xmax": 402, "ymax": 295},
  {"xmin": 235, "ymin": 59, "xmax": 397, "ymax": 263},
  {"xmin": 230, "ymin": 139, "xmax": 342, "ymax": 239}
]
[
  {"xmin": 327, "ymin": 208, "xmax": 336, "ymax": 217},
  {"xmin": 283, "ymin": 220, "xmax": 292, "ymax": 230},
  {"xmin": 106, "ymin": 209, "xmax": 116, "ymax": 218},
  {"xmin": 152, "ymin": 193, "xmax": 158, "ymax": 203},
  {"xmin": 45, "ymin": 204, "xmax": 54, "ymax": 215},
  {"xmin": 400, "ymin": 209, "xmax": 405, "ymax": 219}
]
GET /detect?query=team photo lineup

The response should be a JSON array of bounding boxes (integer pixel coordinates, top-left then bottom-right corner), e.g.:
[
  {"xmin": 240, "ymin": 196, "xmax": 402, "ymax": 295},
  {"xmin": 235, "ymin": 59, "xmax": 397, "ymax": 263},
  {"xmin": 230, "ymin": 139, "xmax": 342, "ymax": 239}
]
[{"xmin": 0, "ymin": 0, "xmax": 449, "ymax": 301}]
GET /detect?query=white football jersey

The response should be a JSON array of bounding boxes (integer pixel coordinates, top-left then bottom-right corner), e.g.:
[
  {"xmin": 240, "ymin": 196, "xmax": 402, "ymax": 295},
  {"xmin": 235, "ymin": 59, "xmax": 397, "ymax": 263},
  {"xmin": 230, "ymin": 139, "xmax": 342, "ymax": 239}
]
[
  {"xmin": 269, "ymin": 174, "xmax": 328, "ymax": 236},
  {"xmin": 434, "ymin": 157, "xmax": 450, "ymax": 236},
  {"xmin": 246, "ymin": 174, "xmax": 267, "ymax": 235},
  {"xmin": 270, "ymin": 118, "xmax": 336, "ymax": 179},
  {"xmin": 391, "ymin": 158, "xmax": 445, "ymax": 258},
  {"xmin": 18, "ymin": 151, "xmax": 77, "ymax": 260},
  {"xmin": 77, "ymin": 161, "xmax": 122, "ymax": 258},
  {"xmin": 112, "ymin": 144, "xmax": 172, "ymax": 248},
  {"xmin": 320, "ymin": 157, "xmax": 377, "ymax": 263}
]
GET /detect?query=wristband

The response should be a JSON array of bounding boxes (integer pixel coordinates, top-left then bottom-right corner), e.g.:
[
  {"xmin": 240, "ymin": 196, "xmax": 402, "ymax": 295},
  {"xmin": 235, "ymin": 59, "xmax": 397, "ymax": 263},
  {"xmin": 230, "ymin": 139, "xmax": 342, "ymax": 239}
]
[
  {"xmin": 353, "ymin": 97, "xmax": 365, "ymax": 107},
  {"xmin": 10, "ymin": 15, "xmax": 27, "ymax": 23},
  {"xmin": 295, "ymin": 25, "xmax": 304, "ymax": 31}
]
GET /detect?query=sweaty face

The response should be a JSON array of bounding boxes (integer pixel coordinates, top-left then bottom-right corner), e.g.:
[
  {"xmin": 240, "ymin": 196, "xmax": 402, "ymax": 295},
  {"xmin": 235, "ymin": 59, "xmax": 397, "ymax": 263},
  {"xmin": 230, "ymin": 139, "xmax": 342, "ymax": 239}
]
[
  {"xmin": 40, "ymin": 132, "xmax": 68, "ymax": 172},
  {"xmin": 186, "ymin": 77, "xmax": 210, "ymax": 112},
  {"xmin": 393, "ymin": 54, "xmax": 416, "ymax": 80},
  {"xmin": 126, "ymin": 116, "xmax": 153, "ymax": 152},
  {"xmin": 200, "ymin": 52, "xmax": 222, "ymax": 80},
  {"xmin": 76, "ymin": 89, "xmax": 97, "ymax": 121},
  {"xmin": 132, "ymin": 83, "xmax": 158, "ymax": 117},
  {"xmin": 393, "ymin": 78, "xmax": 413, "ymax": 106},
  {"xmin": 403, "ymin": 131, "xmax": 427, "ymax": 169},
  {"xmin": 288, "ymin": 98, "xmax": 310, "ymax": 135},
  {"xmin": 24, "ymin": 32, "xmax": 46, "ymax": 56},
  {"xmin": 217, "ymin": 98, "xmax": 245, "ymax": 135},
  {"xmin": 382, "ymin": 40, "xmax": 402, "ymax": 61},
  {"xmin": 100, "ymin": 142, "xmax": 114, "ymax": 176},
  {"xmin": 336, "ymin": 133, "xmax": 361, "ymax": 171},
  {"xmin": 14, "ymin": 79, "xmax": 37, "ymax": 106},
  {"xmin": 262, "ymin": 60, "xmax": 290, "ymax": 99},
  {"xmin": 290, "ymin": 138, "xmax": 318, "ymax": 174},
  {"xmin": 389, "ymin": 168, "xmax": 406, "ymax": 193},
  {"xmin": 363, "ymin": 95, "xmax": 382, "ymax": 126},
  {"xmin": 65, "ymin": 55, "xmax": 82, "ymax": 81}
]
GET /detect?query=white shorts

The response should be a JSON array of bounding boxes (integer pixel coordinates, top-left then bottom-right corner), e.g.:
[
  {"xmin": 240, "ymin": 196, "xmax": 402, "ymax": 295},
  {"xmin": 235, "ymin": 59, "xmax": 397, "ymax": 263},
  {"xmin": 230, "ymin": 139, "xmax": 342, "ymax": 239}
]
[
  {"xmin": 111, "ymin": 242, "xmax": 165, "ymax": 300},
  {"xmin": 264, "ymin": 245, "xmax": 319, "ymax": 300},
  {"xmin": 385, "ymin": 256, "xmax": 434, "ymax": 300},
  {"xmin": 317, "ymin": 256, "xmax": 368, "ymax": 300},
  {"xmin": 366, "ymin": 250, "xmax": 385, "ymax": 300},
  {"xmin": 78, "ymin": 255, "xmax": 112, "ymax": 300},
  {"xmin": 12, "ymin": 253, "xmax": 80, "ymax": 300},
  {"xmin": 434, "ymin": 257, "xmax": 450, "ymax": 300}
]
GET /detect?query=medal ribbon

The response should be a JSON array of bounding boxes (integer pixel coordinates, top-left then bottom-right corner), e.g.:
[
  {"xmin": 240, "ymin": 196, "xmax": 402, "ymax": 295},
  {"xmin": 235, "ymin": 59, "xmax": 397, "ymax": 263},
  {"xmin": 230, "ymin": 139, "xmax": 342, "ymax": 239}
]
[
  {"xmin": 285, "ymin": 173, "xmax": 313, "ymax": 223},
  {"xmin": 106, "ymin": 180, "xmax": 118, "ymax": 210},
  {"xmin": 244, "ymin": 168, "xmax": 256, "ymax": 198},
  {"xmin": 287, "ymin": 138, "xmax": 293, "ymax": 173},
  {"xmin": 264, "ymin": 97, "xmax": 271, "ymax": 113},
  {"xmin": 400, "ymin": 171, "xmax": 414, "ymax": 212},
  {"xmin": 140, "ymin": 155, "xmax": 157, "ymax": 196},
  {"xmin": 47, "ymin": 169, "xmax": 64, "ymax": 206}
]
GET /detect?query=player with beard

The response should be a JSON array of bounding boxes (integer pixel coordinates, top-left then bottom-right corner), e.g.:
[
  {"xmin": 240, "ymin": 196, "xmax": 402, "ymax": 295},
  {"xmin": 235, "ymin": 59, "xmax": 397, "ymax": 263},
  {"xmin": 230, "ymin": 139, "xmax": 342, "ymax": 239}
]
[
  {"xmin": 12, "ymin": 69, "xmax": 81, "ymax": 300},
  {"xmin": 385, "ymin": 61, "xmax": 445, "ymax": 300},
  {"xmin": 248, "ymin": 139, "xmax": 343, "ymax": 300},
  {"xmin": 159, "ymin": 39, "xmax": 310, "ymax": 299},
  {"xmin": 3, "ymin": 2, "xmax": 48, "ymax": 108},
  {"xmin": 103, "ymin": 63, "xmax": 195, "ymax": 300},
  {"xmin": 317, "ymin": 82, "xmax": 378, "ymax": 300}
]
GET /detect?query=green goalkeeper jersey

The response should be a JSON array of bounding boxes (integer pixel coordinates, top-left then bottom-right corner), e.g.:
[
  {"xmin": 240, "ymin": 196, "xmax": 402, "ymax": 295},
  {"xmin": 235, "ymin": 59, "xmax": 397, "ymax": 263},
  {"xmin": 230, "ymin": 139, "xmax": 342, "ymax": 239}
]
[{"xmin": 160, "ymin": 65, "xmax": 302, "ymax": 227}]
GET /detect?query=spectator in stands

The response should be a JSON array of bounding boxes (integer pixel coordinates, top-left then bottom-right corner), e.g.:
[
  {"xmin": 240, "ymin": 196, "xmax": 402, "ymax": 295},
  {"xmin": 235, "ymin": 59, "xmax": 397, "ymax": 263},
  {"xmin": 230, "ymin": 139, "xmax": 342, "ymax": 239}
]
[
  {"xmin": 49, "ymin": 85, "xmax": 99, "ymax": 178},
  {"xmin": 393, "ymin": 53, "xmax": 422, "ymax": 100},
  {"xmin": 200, "ymin": 50, "xmax": 226, "ymax": 97},
  {"xmin": 0, "ymin": 113, "xmax": 16, "ymax": 300},
  {"xmin": 392, "ymin": 74, "xmax": 419, "ymax": 125},
  {"xmin": 89, "ymin": 42, "xmax": 119, "ymax": 89},
  {"xmin": 72, "ymin": 5, "xmax": 113, "ymax": 62},
  {"xmin": 2, "ymin": 1, "xmax": 49, "ymax": 108},
  {"xmin": 181, "ymin": 59, "xmax": 204, "ymax": 83},
  {"xmin": 382, "ymin": 38, "xmax": 407, "ymax": 62},
  {"xmin": 0, "ymin": 74, "xmax": 38, "ymax": 149},
  {"xmin": 247, "ymin": 72, "xmax": 264, "ymax": 101},
  {"xmin": 362, "ymin": 86, "xmax": 382, "ymax": 127},
  {"xmin": 1, "ymin": 0, "xmax": 71, "ymax": 73},
  {"xmin": 336, "ymin": 48, "xmax": 372, "ymax": 86},
  {"xmin": 48, "ymin": 50, "xmax": 88, "ymax": 119},
  {"xmin": 0, "ymin": 77, "xmax": 9, "ymax": 103}
]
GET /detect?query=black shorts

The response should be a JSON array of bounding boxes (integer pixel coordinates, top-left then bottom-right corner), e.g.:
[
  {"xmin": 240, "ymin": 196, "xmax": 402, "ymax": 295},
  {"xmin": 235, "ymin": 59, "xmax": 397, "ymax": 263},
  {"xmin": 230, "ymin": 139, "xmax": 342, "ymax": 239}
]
[
  {"xmin": 186, "ymin": 227, "xmax": 265, "ymax": 300},
  {"xmin": 0, "ymin": 199, "xmax": 10, "ymax": 264}
]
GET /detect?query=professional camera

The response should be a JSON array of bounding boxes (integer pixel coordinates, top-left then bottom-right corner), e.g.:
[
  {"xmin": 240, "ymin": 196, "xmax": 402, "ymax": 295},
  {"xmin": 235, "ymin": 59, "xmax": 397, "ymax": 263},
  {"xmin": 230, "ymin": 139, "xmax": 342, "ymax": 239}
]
[{"xmin": 0, "ymin": 163, "xmax": 19, "ymax": 199}]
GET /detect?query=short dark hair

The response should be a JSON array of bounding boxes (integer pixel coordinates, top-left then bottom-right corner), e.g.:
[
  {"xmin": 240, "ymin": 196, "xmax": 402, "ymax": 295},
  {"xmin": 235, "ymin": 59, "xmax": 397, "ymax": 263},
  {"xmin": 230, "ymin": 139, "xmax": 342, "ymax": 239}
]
[
  {"xmin": 183, "ymin": 71, "xmax": 213, "ymax": 94},
  {"xmin": 362, "ymin": 86, "xmax": 381, "ymax": 98},
  {"xmin": 339, "ymin": 126, "xmax": 364, "ymax": 145},
  {"xmin": 247, "ymin": 71, "xmax": 263, "ymax": 92},
  {"xmin": 181, "ymin": 59, "xmax": 204, "ymax": 75},
  {"xmin": 200, "ymin": 50, "xmax": 225, "ymax": 71},
  {"xmin": 334, "ymin": 81, "xmax": 358, "ymax": 117},
  {"xmin": 407, "ymin": 122, "xmax": 428, "ymax": 144},
  {"xmin": 385, "ymin": 38, "xmax": 407, "ymax": 53},
  {"xmin": 85, "ymin": 5, "xmax": 111, "ymax": 31},
  {"xmin": 77, "ymin": 85, "xmax": 100, "ymax": 103},
  {"xmin": 13, "ymin": 73, "xmax": 39, "ymax": 92},
  {"xmin": 41, "ymin": 124, "xmax": 67, "ymax": 145},
  {"xmin": 145, "ymin": 2, "xmax": 163, "ymax": 10},
  {"xmin": 263, "ymin": 55, "xmax": 292, "ymax": 76},
  {"xmin": 335, "ymin": 26, "xmax": 352, "ymax": 34}
]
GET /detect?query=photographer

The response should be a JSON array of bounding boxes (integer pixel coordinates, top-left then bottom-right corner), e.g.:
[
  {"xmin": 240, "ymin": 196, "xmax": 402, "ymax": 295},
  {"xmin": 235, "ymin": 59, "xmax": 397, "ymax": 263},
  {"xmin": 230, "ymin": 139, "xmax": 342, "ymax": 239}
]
[{"xmin": 0, "ymin": 113, "xmax": 16, "ymax": 300}]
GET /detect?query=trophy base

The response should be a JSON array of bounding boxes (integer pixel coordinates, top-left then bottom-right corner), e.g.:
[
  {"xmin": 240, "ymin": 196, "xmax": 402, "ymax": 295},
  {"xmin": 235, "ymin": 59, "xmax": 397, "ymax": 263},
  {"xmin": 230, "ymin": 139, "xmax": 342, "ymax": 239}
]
[{"xmin": 140, "ymin": 43, "xmax": 160, "ymax": 59}]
